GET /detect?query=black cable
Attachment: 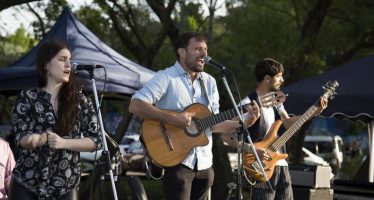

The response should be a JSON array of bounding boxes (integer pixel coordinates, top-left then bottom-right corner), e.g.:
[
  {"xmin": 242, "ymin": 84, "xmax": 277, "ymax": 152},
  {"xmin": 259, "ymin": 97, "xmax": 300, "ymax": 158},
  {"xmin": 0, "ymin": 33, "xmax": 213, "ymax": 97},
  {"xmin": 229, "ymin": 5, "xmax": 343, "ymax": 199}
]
[{"xmin": 98, "ymin": 67, "xmax": 107, "ymax": 107}]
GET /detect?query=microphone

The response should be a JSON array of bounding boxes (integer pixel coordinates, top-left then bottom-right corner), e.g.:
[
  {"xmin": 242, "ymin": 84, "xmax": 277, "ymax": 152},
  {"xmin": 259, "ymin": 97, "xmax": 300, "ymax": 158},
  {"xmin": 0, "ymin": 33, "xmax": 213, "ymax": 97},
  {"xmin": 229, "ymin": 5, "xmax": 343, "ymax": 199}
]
[
  {"xmin": 204, "ymin": 56, "xmax": 227, "ymax": 71},
  {"xmin": 72, "ymin": 63, "xmax": 103, "ymax": 73}
]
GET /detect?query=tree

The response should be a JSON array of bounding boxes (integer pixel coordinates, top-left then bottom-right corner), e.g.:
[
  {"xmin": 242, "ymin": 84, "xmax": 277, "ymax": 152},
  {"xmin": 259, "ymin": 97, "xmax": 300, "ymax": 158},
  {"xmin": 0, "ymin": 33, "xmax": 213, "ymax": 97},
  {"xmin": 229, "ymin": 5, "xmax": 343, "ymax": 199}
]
[
  {"xmin": 3, "ymin": 0, "xmax": 374, "ymax": 197},
  {"xmin": 91, "ymin": 0, "xmax": 178, "ymax": 69},
  {"xmin": 0, "ymin": 0, "xmax": 39, "ymax": 12},
  {"xmin": 0, "ymin": 27, "xmax": 37, "ymax": 67},
  {"xmin": 213, "ymin": 0, "xmax": 374, "ymax": 165}
]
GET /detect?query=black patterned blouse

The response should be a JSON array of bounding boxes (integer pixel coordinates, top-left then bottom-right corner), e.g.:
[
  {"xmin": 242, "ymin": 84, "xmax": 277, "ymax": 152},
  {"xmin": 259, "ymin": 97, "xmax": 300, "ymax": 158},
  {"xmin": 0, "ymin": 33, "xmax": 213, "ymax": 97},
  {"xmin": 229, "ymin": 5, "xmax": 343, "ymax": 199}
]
[{"xmin": 12, "ymin": 88, "xmax": 101, "ymax": 199}]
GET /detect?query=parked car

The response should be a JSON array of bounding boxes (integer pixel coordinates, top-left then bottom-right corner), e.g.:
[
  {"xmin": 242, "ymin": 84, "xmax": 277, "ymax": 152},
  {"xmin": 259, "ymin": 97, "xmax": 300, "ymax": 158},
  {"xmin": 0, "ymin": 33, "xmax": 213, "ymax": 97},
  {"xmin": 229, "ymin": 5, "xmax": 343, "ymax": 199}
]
[
  {"xmin": 121, "ymin": 141, "xmax": 148, "ymax": 174},
  {"xmin": 302, "ymin": 147, "xmax": 330, "ymax": 166},
  {"xmin": 118, "ymin": 134, "xmax": 140, "ymax": 155},
  {"xmin": 304, "ymin": 135, "xmax": 344, "ymax": 170}
]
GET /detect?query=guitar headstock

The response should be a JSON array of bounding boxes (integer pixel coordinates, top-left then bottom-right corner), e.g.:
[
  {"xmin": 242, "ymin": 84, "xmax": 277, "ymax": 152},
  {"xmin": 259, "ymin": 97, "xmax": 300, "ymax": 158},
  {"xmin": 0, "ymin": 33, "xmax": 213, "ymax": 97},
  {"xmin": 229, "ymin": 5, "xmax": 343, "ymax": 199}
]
[
  {"xmin": 322, "ymin": 80, "xmax": 339, "ymax": 99},
  {"xmin": 258, "ymin": 92, "xmax": 280, "ymax": 108}
]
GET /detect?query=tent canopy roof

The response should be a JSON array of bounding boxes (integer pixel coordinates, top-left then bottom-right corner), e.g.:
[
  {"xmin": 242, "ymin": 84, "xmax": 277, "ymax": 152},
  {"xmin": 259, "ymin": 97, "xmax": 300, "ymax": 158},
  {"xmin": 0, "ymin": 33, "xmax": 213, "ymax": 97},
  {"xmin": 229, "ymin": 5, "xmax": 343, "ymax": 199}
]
[
  {"xmin": 283, "ymin": 56, "xmax": 374, "ymax": 122},
  {"xmin": 0, "ymin": 7, "xmax": 154, "ymax": 96}
]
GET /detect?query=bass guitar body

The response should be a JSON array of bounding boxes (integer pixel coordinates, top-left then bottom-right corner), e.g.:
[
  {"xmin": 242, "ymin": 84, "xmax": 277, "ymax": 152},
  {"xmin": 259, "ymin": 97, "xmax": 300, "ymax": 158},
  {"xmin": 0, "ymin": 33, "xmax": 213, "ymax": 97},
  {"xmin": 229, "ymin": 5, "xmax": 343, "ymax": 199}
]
[{"xmin": 243, "ymin": 120, "xmax": 288, "ymax": 182}]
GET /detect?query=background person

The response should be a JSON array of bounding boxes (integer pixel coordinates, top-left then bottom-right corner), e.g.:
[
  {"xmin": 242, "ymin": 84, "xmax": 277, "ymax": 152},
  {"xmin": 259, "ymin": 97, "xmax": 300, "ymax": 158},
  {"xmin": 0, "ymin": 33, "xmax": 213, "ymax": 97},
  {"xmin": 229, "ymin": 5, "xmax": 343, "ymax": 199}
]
[{"xmin": 0, "ymin": 137, "xmax": 15, "ymax": 200}]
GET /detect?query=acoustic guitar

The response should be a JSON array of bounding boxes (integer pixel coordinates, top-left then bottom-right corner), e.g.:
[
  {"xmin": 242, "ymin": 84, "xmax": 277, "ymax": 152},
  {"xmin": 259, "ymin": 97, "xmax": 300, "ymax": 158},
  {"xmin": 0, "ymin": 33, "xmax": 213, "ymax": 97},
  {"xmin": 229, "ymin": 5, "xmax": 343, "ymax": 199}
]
[
  {"xmin": 243, "ymin": 80, "xmax": 339, "ymax": 182},
  {"xmin": 141, "ymin": 93, "xmax": 278, "ymax": 167}
]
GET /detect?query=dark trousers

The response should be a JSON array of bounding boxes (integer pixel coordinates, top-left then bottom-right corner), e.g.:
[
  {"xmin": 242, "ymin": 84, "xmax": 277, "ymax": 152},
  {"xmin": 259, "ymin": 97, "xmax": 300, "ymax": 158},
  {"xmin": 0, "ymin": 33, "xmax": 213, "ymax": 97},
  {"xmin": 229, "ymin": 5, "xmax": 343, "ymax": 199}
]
[
  {"xmin": 162, "ymin": 164, "xmax": 214, "ymax": 200},
  {"xmin": 9, "ymin": 179, "xmax": 77, "ymax": 200},
  {"xmin": 250, "ymin": 166, "xmax": 293, "ymax": 200}
]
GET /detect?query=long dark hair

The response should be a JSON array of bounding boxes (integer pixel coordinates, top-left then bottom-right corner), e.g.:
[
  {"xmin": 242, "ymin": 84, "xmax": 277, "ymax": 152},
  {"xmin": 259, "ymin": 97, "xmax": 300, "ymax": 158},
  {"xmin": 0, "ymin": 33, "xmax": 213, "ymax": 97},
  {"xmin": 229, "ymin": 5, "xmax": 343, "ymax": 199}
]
[{"xmin": 36, "ymin": 40, "xmax": 80, "ymax": 136}]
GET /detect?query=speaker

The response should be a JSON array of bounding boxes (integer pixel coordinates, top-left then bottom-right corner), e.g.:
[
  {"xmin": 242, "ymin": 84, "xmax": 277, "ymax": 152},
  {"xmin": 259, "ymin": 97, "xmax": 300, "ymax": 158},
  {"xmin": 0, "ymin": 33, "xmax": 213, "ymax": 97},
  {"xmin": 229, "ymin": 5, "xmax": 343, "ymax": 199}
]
[
  {"xmin": 289, "ymin": 164, "xmax": 332, "ymax": 188},
  {"xmin": 293, "ymin": 187, "xmax": 333, "ymax": 200}
]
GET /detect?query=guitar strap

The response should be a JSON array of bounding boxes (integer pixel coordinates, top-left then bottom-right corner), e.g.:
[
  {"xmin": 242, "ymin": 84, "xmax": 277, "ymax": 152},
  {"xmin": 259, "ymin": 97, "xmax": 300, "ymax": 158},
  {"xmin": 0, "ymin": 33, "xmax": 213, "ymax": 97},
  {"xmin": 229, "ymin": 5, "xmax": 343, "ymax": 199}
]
[{"xmin": 198, "ymin": 75, "xmax": 213, "ymax": 112}]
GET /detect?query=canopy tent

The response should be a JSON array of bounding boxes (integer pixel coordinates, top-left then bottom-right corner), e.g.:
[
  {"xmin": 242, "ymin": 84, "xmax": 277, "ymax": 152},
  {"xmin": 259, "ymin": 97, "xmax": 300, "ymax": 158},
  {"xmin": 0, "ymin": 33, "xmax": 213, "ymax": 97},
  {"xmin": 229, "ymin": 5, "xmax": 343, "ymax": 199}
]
[
  {"xmin": 283, "ymin": 56, "xmax": 374, "ymax": 182},
  {"xmin": 0, "ymin": 7, "xmax": 154, "ymax": 96}
]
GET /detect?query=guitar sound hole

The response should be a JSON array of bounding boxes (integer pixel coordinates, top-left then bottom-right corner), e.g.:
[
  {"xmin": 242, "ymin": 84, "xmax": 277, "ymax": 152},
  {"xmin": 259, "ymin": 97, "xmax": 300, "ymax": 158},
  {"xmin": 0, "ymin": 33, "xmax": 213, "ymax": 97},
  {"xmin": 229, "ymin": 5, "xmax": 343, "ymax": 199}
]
[{"xmin": 186, "ymin": 121, "xmax": 200, "ymax": 135}]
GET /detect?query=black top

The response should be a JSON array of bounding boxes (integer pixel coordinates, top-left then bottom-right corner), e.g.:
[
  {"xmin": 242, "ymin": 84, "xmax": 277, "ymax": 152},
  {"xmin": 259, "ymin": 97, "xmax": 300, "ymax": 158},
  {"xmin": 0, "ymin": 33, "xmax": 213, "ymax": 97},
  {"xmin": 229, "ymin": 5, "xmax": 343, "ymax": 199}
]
[{"xmin": 12, "ymin": 88, "xmax": 101, "ymax": 199}]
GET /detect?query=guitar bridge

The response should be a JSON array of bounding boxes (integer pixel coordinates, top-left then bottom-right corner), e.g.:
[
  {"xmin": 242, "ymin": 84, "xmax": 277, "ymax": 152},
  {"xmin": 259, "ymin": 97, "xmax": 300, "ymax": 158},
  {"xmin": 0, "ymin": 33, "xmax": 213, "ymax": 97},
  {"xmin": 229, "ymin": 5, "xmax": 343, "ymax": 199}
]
[
  {"xmin": 160, "ymin": 123, "xmax": 174, "ymax": 151},
  {"xmin": 251, "ymin": 160, "xmax": 266, "ymax": 173}
]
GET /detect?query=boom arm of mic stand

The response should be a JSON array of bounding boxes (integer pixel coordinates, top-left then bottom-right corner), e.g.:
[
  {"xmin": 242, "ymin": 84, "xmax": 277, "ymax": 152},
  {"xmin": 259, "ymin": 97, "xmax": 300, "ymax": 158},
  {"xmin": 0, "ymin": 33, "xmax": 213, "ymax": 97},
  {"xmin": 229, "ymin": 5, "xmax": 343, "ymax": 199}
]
[
  {"xmin": 219, "ymin": 71, "xmax": 273, "ymax": 193},
  {"xmin": 88, "ymin": 70, "xmax": 119, "ymax": 200}
]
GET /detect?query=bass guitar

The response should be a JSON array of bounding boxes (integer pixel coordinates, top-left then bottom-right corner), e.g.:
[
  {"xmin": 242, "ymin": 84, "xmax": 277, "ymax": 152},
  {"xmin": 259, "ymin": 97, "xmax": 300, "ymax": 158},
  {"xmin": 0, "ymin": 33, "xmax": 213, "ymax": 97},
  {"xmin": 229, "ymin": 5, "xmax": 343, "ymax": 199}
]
[{"xmin": 243, "ymin": 80, "xmax": 339, "ymax": 182}]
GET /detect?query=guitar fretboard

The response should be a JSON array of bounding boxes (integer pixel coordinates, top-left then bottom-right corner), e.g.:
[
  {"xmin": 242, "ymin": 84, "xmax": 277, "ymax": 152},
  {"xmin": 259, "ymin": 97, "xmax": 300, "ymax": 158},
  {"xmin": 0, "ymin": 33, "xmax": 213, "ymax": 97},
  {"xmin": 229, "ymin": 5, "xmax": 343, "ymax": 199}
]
[
  {"xmin": 268, "ymin": 105, "xmax": 318, "ymax": 152},
  {"xmin": 196, "ymin": 106, "xmax": 245, "ymax": 129}
]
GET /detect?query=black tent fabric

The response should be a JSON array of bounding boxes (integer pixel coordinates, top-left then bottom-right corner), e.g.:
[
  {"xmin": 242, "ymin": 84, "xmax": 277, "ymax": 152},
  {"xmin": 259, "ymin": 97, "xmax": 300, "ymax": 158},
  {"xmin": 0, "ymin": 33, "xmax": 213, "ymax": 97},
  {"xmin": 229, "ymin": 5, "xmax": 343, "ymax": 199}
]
[
  {"xmin": 283, "ymin": 56, "xmax": 374, "ymax": 122},
  {"xmin": 0, "ymin": 7, "xmax": 154, "ymax": 96}
]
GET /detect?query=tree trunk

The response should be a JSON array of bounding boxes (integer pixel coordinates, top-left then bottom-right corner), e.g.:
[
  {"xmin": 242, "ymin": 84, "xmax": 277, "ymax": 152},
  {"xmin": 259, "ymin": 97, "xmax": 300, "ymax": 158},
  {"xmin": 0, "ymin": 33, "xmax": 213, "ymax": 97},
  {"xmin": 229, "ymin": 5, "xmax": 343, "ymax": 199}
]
[{"xmin": 0, "ymin": 0, "xmax": 39, "ymax": 11}]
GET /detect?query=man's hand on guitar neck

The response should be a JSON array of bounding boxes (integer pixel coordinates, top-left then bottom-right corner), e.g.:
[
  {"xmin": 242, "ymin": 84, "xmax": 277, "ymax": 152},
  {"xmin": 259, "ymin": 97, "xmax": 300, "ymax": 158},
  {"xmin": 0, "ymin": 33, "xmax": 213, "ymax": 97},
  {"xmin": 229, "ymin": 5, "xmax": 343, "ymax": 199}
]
[
  {"xmin": 243, "ymin": 101, "xmax": 261, "ymax": 127},
  {"xmin": 313, "ymin": 96, "xmax": 329, "ymax": 117},
  {"xmin": 259, "ymin": 91, "xmax": 288, "ymax": 108},
  {"xmin": 275, "ymin": 91, "xmax": 287, "ymax": 104}
]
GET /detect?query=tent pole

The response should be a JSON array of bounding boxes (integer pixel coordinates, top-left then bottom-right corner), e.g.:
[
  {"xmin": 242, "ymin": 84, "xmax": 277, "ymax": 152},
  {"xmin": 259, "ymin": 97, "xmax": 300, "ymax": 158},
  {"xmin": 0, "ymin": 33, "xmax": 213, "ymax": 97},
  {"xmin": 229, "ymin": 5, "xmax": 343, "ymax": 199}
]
[{"xmin": 368, "ymin": 121, "xmax": 374, "ymax": 183}]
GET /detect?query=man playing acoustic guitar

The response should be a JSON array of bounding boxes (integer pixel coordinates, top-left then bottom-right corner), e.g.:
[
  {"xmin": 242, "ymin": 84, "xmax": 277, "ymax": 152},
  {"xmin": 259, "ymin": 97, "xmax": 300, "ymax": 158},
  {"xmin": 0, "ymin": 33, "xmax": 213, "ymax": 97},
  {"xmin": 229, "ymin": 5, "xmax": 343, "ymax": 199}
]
[
  {"xmin": 240, "ymin": 58, "xmax": 329, "ymax": 200},
  {"xmin": 129, "ymin": 32, "xmax": 261, "ymax": 200}
]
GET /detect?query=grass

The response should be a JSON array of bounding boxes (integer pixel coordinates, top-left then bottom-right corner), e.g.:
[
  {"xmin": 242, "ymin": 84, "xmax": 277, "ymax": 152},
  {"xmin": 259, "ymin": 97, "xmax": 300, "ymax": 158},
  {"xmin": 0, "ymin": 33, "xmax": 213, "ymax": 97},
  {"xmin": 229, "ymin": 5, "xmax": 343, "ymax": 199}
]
[{"xmin": 82, "ymin": 174, "xmax": 165, "ymax": 200}]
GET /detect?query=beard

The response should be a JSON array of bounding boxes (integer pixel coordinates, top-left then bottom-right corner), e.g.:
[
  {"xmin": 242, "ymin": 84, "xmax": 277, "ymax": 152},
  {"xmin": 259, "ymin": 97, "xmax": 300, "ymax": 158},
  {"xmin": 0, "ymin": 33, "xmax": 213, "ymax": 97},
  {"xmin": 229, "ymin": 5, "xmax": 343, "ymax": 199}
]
[
  {"xmin": 270, "ymin": 83, "xmax": 282, "ymax": 92},
  {"xmin": 186, "ymin": 60, "xmax": 204, "ymax": 72},
  {"xmin": 190, "ymin": 65, "xmax": 204, "ymax": 72}
]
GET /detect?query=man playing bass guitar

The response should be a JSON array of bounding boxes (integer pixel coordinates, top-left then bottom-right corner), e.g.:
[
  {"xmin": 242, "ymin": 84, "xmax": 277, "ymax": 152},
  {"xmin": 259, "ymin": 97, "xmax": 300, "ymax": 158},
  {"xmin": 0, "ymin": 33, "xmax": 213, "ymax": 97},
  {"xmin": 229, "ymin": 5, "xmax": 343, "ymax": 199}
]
[{"xmin": 225, "ymin": 58, "xmax": 328, "ymax": 200}]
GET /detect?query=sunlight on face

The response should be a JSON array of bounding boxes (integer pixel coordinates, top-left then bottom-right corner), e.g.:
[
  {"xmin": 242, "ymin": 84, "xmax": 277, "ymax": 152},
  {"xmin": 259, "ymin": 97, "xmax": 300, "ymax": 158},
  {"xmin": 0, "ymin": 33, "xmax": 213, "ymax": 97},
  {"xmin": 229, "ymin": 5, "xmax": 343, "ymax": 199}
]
[
  {"xmin": 270, "ymin": 72, "xmax": 284, "ymax": 91},
  {"xmin": 182, "ymin": 38, "xmax": 208, "ymax": 73}
]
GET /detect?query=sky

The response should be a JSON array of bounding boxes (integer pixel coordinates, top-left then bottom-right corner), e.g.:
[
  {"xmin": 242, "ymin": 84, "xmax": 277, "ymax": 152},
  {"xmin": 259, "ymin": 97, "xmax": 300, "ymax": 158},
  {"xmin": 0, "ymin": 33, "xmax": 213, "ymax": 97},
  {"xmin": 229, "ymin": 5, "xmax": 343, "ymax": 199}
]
[{"xmin": 0, "ymin": 0, "xmax": 92, "ymax": 36}]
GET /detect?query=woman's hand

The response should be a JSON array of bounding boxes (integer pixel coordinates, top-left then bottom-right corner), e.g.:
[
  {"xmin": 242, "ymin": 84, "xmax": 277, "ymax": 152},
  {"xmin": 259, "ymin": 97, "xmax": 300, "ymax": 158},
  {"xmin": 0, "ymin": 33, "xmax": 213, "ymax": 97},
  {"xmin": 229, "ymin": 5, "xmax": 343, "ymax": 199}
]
[
  {"xmin": 47, "ymin": 130, "xmax": 67, "ymax": 149},
  {"xmin": 20, "ymin": 133, "xmax": 48, "ymax": 149}
]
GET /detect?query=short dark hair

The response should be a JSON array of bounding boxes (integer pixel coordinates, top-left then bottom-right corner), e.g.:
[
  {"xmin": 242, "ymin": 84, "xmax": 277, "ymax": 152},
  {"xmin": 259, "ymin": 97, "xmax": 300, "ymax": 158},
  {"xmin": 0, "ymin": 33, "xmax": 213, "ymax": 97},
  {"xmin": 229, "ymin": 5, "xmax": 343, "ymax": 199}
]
[
  {"xmin": 255, "ymin": 58, "xmax": 284, "ymax": 82},
  {"xmin": 175, "ymin": 32, "xmax": 206, "ymax": 60}
]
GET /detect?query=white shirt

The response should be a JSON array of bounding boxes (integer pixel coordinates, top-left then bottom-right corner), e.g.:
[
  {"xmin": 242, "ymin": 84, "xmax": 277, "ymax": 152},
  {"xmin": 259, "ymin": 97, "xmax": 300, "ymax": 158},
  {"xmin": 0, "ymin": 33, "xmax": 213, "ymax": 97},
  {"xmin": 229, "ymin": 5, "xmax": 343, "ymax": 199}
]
[
  {"xmin": 241, "ymin": 96, "xmax": 288, "ymax": 166},
  {"xmin": 132, "ymin": 61, "xmax": 220, "ymax": 170}
]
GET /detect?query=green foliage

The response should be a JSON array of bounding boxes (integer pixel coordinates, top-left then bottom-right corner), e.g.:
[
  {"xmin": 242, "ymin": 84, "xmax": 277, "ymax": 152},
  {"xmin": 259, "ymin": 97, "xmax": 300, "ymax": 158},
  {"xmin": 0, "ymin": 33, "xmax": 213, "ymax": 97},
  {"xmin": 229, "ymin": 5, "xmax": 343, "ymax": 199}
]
[
  {"xmin": 31, "ymin": 0, "xmax": 70, "ymax": 39},
  {"xmin": 0, "ymin": 27, "xmax": 37, "ymax": 67},
  {"xmin": 176, "ymin": 1, "xmax": 205, "ymax": 31},
  {"xmin": 340, "ymin": 154, "xmax": 365, "ymax": 179},
  {"xmin": 211, "ymin": 0, "xmax": 301, "ymax": 103},
  {"xmin": 213, "ymin": 0, "xmax": 374, "ymax": 87}
]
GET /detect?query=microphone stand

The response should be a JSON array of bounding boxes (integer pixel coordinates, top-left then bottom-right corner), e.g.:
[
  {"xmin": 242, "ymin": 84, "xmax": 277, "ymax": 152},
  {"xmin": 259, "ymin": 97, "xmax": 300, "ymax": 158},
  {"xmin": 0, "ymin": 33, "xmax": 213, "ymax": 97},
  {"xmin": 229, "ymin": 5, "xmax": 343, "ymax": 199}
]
[
  {"xmin": 88, "ymin": 69, "xmax": 119, "ymax": 200},
  {"xmin": 218, "ymin": 69, "xmax": 273, "ymax": 200}
]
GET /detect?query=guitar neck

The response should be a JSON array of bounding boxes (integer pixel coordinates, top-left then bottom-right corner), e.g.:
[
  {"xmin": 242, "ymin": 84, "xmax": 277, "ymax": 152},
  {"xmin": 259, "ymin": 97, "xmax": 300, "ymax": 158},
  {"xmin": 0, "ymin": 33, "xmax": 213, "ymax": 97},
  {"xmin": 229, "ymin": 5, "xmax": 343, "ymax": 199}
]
[
  {"xmin": 269, "ymin": 104, "xmax": 319, "ymax": 152},
  {"xmin": 198, "ymin": 106, "xmax": 244, "ymax": 129}
]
